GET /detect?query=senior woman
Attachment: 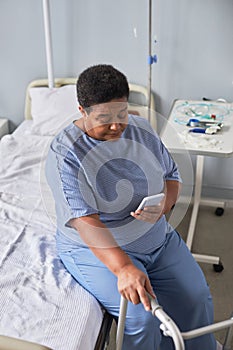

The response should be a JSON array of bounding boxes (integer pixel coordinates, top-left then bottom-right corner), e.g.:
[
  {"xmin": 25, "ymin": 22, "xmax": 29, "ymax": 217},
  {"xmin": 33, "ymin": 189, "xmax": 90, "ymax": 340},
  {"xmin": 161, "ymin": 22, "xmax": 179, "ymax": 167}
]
[{"xmin": 46, "ymin": 64, "xmax": 219, "ymax": 350}]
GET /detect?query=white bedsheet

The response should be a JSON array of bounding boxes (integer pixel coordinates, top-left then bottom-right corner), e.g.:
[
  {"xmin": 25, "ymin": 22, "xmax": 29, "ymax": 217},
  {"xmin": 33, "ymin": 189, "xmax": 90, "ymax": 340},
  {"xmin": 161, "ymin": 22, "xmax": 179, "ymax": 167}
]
[{"xmin": 0, "ymin": 121, "xmax": 103, "ymax": 350}]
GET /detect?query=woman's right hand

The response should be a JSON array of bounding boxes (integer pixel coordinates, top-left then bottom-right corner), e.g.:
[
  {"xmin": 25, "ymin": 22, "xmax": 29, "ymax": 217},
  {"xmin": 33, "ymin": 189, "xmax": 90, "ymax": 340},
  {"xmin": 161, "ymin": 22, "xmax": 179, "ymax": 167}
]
[{"xmin": 117, "ymin": 264, "xmax": 156, "ymax": 311}]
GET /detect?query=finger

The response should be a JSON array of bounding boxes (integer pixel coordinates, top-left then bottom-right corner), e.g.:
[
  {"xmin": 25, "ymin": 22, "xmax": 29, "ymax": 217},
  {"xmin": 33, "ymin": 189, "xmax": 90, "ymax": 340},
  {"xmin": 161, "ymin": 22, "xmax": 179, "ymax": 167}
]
[
  {"xmin": 130, "ymin": 211, "xmax": 159, "ymax": 224},
  {"xmin": 129, "ymin": 291, "xmax": 141, "ymax": 305},
  {"xmin": 130, "ymin": 211, "xmax": 142, "ymax": 219},
  {"xmin": 123, "ymin": 289, "xmax": 140, "ymax": 305},
  {"xmin": 138, "ymin": 212, "xmax": 160, "ymax": 224},
  {"xmin": 145, "ymin": 279, "xmax": 156, "ymax": 299},
  {"xmin": 131, "ymin": 208, "xmax": 143, "ymax": 215},
  {"xmin": 143, "ymin": 205, "xmax": 162, "ymax": 214},
  {"xmin": 137, "ymin": 287, "xmax": 151, "ymax": 311},
  {"xmin": 143, "ymin": 205, "xmax": 160, "ymax": 211}
]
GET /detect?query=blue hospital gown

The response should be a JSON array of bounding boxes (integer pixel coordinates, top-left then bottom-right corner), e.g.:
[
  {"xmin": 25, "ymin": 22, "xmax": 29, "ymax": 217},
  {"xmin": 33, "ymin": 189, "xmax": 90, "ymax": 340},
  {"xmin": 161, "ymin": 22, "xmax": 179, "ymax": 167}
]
[{"xmin": 46, "ymin": 115, "xmax": 181, "ymax": 253}]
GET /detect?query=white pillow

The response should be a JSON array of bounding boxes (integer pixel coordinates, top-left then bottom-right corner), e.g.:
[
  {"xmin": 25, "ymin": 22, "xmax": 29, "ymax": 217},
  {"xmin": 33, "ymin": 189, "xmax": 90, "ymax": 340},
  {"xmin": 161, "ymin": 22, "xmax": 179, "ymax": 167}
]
[{"xmin": 29, "ymin": 85, "xmax": 81, "ymax": 135}]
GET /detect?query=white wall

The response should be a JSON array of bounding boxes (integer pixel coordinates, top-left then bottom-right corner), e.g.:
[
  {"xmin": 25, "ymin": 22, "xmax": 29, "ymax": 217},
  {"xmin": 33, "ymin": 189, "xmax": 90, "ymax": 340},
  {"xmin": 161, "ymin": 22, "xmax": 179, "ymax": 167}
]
[{"xmin": 0, "ymin": 0, "xmax": 233, "ymax": 198}]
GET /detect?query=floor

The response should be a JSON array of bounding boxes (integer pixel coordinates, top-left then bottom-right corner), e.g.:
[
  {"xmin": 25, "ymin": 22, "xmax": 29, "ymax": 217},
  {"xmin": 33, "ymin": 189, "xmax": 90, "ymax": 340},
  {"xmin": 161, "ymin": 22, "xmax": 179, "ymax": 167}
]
[
  {"xmin": 178, "ymin": 203, "xmax": 233, "ymax": 348},
  {"xmin": 106, "ymin": 202, "xmax": 233, "ymax": 349}
]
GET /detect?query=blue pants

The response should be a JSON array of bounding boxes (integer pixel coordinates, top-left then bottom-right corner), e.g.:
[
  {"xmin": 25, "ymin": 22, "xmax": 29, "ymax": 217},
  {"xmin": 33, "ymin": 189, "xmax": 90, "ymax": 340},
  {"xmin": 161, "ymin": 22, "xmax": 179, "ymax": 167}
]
[{"xmin": 57, "ymin": 230, "xmax": 216, "ymax": 350}]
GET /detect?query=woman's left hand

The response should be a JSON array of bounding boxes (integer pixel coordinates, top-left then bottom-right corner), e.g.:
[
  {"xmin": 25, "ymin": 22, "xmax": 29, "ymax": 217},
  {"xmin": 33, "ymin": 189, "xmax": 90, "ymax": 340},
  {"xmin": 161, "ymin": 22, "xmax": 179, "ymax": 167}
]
[{"xmin": 130, "ymin": 202, "xmax": 164, "ymax": 224}]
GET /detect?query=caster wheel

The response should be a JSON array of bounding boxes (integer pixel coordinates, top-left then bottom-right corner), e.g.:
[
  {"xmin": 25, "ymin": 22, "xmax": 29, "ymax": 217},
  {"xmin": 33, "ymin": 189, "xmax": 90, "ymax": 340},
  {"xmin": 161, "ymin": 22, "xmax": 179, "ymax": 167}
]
[
  {"xmin": 213, "ymin": 262, "xmax": 224, "ymax": 273},
  {"xmin": 215, "ymin": 207, "xmax": 224, "ymax": 216}
]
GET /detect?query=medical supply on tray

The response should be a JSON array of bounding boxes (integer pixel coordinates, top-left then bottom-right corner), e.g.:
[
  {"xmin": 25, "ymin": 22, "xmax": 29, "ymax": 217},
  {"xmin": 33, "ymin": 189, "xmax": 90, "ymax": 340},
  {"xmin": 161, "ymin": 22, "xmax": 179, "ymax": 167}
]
[
  {"xmin": 173, "ymin": 101, "xmax": 230, "ymax": 128},
  {"xmin": 187, "ymin": 118, "xmax": 223, "ymax": 134},
  {"xmin": 169, "ymin": 99, "xmax": 233, "ymax": 149}
]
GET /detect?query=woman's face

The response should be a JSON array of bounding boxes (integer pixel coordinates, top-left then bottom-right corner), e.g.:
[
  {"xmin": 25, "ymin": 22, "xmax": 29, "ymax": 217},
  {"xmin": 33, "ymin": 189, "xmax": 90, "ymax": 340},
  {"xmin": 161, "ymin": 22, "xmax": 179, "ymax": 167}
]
[{"xmin": 80, "ymin": 98, "xmax": 128, "ymax": 141}]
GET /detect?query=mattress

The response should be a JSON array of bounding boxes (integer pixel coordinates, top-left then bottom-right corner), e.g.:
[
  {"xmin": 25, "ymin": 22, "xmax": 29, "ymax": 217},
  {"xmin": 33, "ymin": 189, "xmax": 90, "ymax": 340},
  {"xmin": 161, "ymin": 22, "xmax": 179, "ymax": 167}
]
[{"xmin": 0, "ymin": 121, "xmax": 104, "ymax": 350}]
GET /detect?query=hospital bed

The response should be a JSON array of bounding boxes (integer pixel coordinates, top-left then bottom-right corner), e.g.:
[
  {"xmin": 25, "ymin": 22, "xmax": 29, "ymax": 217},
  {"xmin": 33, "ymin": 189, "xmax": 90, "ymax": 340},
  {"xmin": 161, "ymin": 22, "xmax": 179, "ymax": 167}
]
[{"xmin": 0, "ymin": 78, "xmax": 155, "ymax": 350}]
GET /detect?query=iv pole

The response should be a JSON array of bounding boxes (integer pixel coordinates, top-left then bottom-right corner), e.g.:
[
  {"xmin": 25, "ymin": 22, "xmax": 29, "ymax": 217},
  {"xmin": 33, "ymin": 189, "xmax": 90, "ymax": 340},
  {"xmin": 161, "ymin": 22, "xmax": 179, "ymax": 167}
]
[
  {"xmin": 148, "ymin": 0, "xmax": 152, "ymax": 124},
  {"xmin": 42, "ymin": 0, "xmax": 55, "ymax": 88},
  {"xmin": 147, "ymin": 0, "xmax": 157, "ymax": 125}
]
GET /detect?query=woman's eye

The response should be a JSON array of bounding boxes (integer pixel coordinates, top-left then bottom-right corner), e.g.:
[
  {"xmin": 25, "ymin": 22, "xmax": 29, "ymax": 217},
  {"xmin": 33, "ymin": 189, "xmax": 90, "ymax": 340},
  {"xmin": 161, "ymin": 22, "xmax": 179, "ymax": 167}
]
[
  {"xmin": 118, "ymin": 112, "xmax": 127, "ymax": 120},
  {"xmin": 96, "ymin": 116, "xmax": 111, "ymax": 124}
]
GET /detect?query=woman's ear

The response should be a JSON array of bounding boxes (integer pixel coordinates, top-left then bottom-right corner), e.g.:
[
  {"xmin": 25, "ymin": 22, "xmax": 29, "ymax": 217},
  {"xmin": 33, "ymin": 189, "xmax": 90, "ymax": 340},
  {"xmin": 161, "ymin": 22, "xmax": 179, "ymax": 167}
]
[{"xmin": 78, "ymin": 105, "xmax": 86, "ymax": 117}]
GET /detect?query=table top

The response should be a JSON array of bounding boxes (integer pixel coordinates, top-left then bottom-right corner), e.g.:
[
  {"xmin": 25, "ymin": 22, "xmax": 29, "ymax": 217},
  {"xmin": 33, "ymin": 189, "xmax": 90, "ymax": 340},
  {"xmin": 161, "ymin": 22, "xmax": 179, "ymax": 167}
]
[{"xmin": 160, "ymin": 100, "xmax": 233, "ymax": 158}]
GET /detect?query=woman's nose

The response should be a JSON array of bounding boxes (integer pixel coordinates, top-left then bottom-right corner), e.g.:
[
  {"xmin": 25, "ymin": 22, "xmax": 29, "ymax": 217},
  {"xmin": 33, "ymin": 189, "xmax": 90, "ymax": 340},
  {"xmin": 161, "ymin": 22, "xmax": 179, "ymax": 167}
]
[{"xmin": 109, "ymin": 123, "xmax": 120, "ymax": 130}]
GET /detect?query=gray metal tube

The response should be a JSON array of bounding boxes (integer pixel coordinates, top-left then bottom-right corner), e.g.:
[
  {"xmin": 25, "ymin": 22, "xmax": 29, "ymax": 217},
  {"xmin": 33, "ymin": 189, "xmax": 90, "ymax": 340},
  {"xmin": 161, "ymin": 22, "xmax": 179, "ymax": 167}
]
[
  {"xmin": 181, "ymin": 319, "xmax": 233, "ymax": 340},
  {"xmin": 42, "ymin": 0, "xmax": 54, "ymax": 88},
  {"xmin": 223, "ymin": 317, "xmax": 233, "ymax": 350},
  {"xmin": 116, "ymin": 297, "xmax": 128, "ymax": 350},
  {"xmin": 147, "ymin": 0, "xmax": 152, "ymax": 124}
]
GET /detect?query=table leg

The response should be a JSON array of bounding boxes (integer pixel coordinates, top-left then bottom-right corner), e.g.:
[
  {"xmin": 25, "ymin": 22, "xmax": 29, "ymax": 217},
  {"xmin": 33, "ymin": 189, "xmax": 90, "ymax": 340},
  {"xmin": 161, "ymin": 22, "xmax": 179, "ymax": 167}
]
[
  {"xmin": 186, "ymin": 155, "xmax": 222, "ymax": 266},
  {"xmin": 186, "ymin": 155, "xmax": 204, "ymax": 250}
]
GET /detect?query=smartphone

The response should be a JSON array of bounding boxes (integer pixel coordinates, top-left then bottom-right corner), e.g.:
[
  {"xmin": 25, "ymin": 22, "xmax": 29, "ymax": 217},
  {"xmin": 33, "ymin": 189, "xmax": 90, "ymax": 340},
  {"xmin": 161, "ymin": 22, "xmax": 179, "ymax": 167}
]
[{"xmin": 136, "ymin": 193, "xmax": 165, "ymax": 211}]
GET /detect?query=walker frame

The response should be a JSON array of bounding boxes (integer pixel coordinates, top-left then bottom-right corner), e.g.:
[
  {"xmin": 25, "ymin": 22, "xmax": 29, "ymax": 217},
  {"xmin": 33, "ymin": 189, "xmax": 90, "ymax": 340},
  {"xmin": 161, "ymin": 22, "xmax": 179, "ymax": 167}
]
[{"xmin": 116, "ymin": 295, "xmax": 233, "ymax": 350}]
